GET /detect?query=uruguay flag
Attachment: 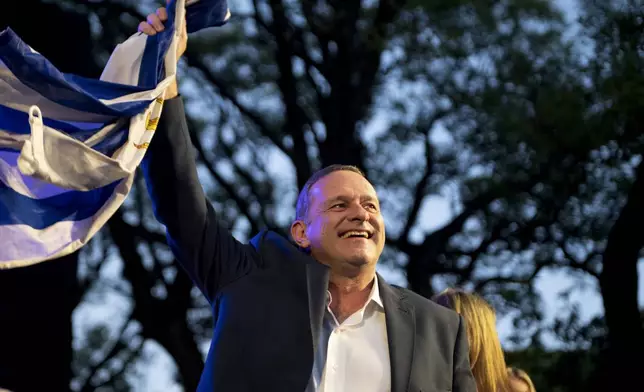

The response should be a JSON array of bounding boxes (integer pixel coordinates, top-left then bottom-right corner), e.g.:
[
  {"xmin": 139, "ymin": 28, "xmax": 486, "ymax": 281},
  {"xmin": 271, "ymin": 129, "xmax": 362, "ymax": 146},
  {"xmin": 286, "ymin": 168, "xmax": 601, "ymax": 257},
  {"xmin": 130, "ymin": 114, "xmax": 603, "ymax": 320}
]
[{"xmin": 0, "ymin": 0, "xmax": 229, "ymax": 268}]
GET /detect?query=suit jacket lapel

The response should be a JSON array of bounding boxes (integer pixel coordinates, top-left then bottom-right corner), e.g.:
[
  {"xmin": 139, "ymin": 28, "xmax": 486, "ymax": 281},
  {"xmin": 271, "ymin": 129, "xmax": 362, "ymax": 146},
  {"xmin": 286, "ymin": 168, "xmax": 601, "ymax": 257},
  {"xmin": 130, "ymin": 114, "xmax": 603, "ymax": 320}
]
[
  {"xmin": 379, "ymin": 277, "xmax": 415, "ymax": 392},
  {"xmin": 305, "ymin": 258, "xmax": 329, "ymax": 354}
]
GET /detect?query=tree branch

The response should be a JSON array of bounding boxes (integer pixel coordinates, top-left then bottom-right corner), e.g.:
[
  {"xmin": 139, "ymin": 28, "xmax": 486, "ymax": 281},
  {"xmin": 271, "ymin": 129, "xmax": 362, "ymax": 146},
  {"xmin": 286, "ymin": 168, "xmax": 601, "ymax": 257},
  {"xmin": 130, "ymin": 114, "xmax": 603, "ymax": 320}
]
[
  {"xmin": 400, "ymin": 111, "xmax": 447, "ymax": 240},
  {"xmin": 76, "ymin": 238, "xmax": 108, "ymax": 307},
  {"xmin": 266, "ymin": 0, "xmax": 313, "ymax": 188},
  {"xmin": 474, "ymin": 261, "xmax": 547, "ymax": 291},
  {"xmin": 392, "ymin": 165, "xmax": 552, "ymax": 257},
  {"xmin": 90, "ymin": 339, "xmax": 143, "ymax": 391},
  {"xmin": 78, "ymin": 314, "xmax": 137, "ymax": 392},
  {"xmin": 558, "ymin": 241, "xmax": 601, "ymax": 279},
  {"xmin": 108, "ymin": 212, "xmax": 204, "ymax": 391},
  {"xmin": 300, "ymin": 0, "xmax": 332, "ymax": 51},
  {"xmin": 214, "ymin": 129, "xmax": 275, "ymax": 227},
  {"xmin": 183, "ymin": 50, "xmax": 291, "ymax": 158},
  {"xmin": 352, "ymin": 0, "xmax": 407, "ymax": 118}
]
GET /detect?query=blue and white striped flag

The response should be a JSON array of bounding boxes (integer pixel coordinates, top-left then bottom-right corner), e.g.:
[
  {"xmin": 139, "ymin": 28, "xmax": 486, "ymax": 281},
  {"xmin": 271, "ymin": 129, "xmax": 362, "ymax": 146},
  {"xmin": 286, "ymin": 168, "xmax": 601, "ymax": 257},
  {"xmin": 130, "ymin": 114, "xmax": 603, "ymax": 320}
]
[{"xmin": 0, "ymin": 0, "xmax": 229, "ymax": 268}]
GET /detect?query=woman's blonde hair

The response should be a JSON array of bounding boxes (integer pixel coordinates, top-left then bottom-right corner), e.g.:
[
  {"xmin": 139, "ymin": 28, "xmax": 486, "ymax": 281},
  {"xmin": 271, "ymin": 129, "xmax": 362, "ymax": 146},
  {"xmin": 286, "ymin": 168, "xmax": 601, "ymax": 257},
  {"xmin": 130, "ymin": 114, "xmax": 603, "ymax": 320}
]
[
  {"xmin": 508, "ymin": 367, "xmax": 536, "ymax": 392},
  {"xmin": 432, "ymin": 288, "xmax": 510, "ymax": 392}
]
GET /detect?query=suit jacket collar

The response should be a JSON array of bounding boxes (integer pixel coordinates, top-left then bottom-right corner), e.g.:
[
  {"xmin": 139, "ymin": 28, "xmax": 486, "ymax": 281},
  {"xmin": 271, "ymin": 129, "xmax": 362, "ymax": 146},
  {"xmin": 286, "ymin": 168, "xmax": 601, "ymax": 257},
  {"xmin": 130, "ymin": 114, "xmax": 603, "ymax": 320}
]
[
  {"xmin": 379, "ymin": 276, "xmax": 416, "ymax": 392},
  {"xmin": 303, "ymin": 255, "xmax": 329, "ymax": 356}
]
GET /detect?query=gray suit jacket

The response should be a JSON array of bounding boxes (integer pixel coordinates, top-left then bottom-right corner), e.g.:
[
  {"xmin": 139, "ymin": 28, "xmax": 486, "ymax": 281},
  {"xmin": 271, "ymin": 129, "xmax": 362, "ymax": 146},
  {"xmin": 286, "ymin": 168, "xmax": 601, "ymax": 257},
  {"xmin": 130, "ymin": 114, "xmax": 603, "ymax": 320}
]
[{"xmin": 142, "ymin": 96, "xmax": 477, "ymax": 392}]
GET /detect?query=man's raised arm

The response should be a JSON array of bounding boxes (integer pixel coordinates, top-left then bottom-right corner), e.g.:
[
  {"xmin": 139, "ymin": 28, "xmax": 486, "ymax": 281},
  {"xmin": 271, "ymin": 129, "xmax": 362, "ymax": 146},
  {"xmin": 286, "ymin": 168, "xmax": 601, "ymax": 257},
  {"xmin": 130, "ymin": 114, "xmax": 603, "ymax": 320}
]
[{"xmin": 139, "ymin": 4, "xmax": 257, "ymax": 303}]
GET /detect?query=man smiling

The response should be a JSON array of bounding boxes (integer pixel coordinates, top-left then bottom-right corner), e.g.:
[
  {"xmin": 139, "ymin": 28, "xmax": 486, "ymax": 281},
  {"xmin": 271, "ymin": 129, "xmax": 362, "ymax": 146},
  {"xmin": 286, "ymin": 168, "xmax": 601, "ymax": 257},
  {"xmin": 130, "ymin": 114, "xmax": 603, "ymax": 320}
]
[
  {"xmin": 138, "ymin": 2, "xmax": 476, "ymax": 392},
  {"xmin": 290, "ymin": 167, "xmax": 386, "ymax": 319}
]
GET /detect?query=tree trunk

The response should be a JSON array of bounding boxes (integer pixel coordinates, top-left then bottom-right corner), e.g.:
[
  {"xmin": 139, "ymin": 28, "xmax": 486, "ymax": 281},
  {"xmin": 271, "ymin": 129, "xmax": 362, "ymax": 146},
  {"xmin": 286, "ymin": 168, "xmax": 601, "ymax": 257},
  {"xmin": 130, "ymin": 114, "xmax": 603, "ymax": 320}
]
[
  {"xmin": 0, "ymin": 253, "xmax": 79, "ymax": 392},
  {"xmin": 596, "ymin": 161, "xmax": 644, "ymax": 387}
]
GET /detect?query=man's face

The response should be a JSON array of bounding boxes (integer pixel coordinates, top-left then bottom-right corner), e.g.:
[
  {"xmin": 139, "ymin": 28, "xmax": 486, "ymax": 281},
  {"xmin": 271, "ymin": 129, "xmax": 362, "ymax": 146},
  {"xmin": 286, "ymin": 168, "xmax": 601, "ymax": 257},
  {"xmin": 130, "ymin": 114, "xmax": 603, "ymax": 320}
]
[{"xmin": 296, "ymin": 170, "xmax": 385, "ymax": 274}]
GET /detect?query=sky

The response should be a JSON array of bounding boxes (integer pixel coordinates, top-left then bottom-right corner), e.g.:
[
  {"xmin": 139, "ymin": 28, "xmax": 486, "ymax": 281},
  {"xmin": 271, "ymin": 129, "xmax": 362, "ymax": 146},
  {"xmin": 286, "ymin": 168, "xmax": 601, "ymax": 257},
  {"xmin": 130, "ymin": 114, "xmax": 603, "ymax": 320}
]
[{"xmin": 72, "ymin": 0, "xmax": 644, "ymax": 390}]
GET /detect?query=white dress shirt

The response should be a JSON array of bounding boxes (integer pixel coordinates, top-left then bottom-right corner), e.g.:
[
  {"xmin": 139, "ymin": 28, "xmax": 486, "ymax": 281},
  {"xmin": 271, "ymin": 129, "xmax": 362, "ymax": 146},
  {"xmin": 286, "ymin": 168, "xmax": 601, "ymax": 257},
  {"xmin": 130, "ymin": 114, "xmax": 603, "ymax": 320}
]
[{"xmin": 308, "ymin": 276, "xmax": 391, "ymax": 392}]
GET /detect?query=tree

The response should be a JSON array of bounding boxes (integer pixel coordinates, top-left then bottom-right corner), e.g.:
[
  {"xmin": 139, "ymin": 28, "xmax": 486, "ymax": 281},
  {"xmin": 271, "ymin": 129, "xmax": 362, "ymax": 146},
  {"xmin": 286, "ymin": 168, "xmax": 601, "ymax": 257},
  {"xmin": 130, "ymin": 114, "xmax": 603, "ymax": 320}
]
[
  {"xmin": 2, "ymin": 0, "xmax": 642, "ymax": 390},
  {"xmin": 579, "ymin": 0, "xmax": 644, "ymax": 385}
]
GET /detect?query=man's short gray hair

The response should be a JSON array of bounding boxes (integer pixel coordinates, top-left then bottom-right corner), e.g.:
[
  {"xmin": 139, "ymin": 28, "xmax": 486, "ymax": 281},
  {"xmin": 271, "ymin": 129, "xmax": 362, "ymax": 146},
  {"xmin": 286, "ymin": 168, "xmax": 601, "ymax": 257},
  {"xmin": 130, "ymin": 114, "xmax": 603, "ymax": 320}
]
[{"xmin": 294, "ymin": 164, "xmax": 366, "ymax": 223}]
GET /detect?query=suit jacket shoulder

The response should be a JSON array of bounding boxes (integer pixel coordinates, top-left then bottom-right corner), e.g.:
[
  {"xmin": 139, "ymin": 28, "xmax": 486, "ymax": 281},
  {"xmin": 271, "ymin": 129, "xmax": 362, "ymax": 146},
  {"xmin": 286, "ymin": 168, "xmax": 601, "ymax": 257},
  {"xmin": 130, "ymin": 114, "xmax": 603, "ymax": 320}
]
[
  {"xmin": 249, "ymin": 229, "xmax": 318, "ymax": 268},
  {"xmin": 391, "ymin": 285, "xmax": 462, "ymax": 329}
]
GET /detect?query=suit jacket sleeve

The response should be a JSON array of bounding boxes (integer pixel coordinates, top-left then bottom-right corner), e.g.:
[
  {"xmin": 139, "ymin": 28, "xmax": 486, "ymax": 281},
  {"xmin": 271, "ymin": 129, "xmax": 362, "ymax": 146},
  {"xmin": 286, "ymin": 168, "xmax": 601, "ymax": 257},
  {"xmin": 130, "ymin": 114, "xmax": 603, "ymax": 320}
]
[
  {"xmin": 141, "ymin": 96, "xmax": 257, "ymax": 303},
  {"xmin": 453, "ymin": 314, "xmax": 477, "ymax": 391}
]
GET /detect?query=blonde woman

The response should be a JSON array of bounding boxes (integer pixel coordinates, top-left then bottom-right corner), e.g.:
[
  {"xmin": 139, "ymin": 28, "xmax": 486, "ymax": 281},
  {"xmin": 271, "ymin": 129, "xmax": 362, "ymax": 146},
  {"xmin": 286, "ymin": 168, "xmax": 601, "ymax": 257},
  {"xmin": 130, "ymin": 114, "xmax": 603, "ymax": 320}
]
[
  {"xmin": 507, "ymin": 367, "xmax": 536, "ymax": 392},
  {"xmin": 433, "ymin": 288, "xmax": 511, "ymax": 392}
]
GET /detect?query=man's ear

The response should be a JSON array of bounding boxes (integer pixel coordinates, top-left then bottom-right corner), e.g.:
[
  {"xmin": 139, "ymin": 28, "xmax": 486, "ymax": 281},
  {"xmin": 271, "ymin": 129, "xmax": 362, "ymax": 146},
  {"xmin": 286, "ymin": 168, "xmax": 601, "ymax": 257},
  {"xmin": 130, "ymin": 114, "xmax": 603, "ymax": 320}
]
[{"xmin": 290, "ymin": 220, "xmax": 311, "ymax": 249}]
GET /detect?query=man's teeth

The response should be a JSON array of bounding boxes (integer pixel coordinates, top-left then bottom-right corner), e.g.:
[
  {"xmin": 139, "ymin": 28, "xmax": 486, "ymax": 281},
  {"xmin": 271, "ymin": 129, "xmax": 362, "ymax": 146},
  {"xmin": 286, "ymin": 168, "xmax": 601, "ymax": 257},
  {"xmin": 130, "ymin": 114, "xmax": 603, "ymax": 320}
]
[{"xmin": 341, "ymin": 231, "xmax": 369, "ymax": 239}]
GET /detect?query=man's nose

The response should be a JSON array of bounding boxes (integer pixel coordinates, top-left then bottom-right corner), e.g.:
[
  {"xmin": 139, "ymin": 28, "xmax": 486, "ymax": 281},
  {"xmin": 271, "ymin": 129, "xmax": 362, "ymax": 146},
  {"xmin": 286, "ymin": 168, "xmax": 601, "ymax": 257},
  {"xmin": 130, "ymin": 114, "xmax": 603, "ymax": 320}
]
[{"xmin": 348, "ymin": 204, "xmax": 370, "ymax": 222}]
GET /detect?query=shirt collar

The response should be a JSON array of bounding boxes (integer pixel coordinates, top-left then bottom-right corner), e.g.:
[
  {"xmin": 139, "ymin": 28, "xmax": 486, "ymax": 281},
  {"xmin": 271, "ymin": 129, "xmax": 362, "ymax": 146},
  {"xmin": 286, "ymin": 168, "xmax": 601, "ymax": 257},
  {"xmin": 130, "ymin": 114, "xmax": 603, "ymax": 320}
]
[
  {"xmin": 326, "ymin": 275, "xmax": 383, "ymax": 309},
  {"xmin": 370, "ymin": 274, "xmax": 384, "ymax": 309}
]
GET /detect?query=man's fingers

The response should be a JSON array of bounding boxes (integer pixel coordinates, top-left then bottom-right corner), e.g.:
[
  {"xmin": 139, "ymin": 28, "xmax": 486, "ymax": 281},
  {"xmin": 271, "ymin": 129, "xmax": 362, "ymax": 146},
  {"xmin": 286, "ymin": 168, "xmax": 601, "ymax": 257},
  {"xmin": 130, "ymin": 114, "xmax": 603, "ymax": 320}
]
[
  {"xmin": 137, "ymin": 1, "xmax": 187, "ymax": 61},
  {"xmin": 138, "ymin": 21, "xmax": 157, "ymax": 35},
  {"xmin": 146, "ymin": 13, "xmax": 165, "ymax": 32},
  {"xmin": 156, "ymin": 7, "xmax": 168, "ymax": 22},
  {"xmin": 137, "ymin": 6, "xmax": 169, "ymax": 36}
]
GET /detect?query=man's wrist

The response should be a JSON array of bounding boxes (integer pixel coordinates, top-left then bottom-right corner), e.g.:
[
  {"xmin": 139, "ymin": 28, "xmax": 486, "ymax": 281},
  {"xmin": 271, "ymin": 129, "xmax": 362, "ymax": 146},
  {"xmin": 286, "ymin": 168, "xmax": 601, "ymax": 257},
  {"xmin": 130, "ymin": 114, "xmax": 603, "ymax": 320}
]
[{"xmin": 165, "ymin": 80, "xmax": 179, "ymax": 99}]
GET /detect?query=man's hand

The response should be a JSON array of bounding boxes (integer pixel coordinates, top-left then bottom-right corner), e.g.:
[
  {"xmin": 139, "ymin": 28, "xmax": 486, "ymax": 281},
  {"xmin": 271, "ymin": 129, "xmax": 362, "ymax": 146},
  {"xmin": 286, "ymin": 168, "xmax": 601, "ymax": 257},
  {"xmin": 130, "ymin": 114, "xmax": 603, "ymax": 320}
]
[{"xmin": 138, "ymin": 0, "xmax": 187, "ymax": 98}]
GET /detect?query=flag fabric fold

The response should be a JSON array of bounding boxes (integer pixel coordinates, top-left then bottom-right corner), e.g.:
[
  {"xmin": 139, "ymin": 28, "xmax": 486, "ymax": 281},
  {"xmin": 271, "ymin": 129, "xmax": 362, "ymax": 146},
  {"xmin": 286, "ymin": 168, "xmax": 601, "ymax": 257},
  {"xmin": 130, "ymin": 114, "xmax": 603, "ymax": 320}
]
[{"xmin": 0, "ymin": 0, "xmax": 230, "ymax": 268}]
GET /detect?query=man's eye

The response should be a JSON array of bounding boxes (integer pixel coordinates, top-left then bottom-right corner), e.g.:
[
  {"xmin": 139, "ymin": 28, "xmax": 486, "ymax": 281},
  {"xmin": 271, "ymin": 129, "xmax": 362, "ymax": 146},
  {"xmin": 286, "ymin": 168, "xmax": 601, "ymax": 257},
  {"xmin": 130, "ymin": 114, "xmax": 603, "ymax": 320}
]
[{"xmin": 331, "ymin": 204, "xmax": 345, "ymax": 209}]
